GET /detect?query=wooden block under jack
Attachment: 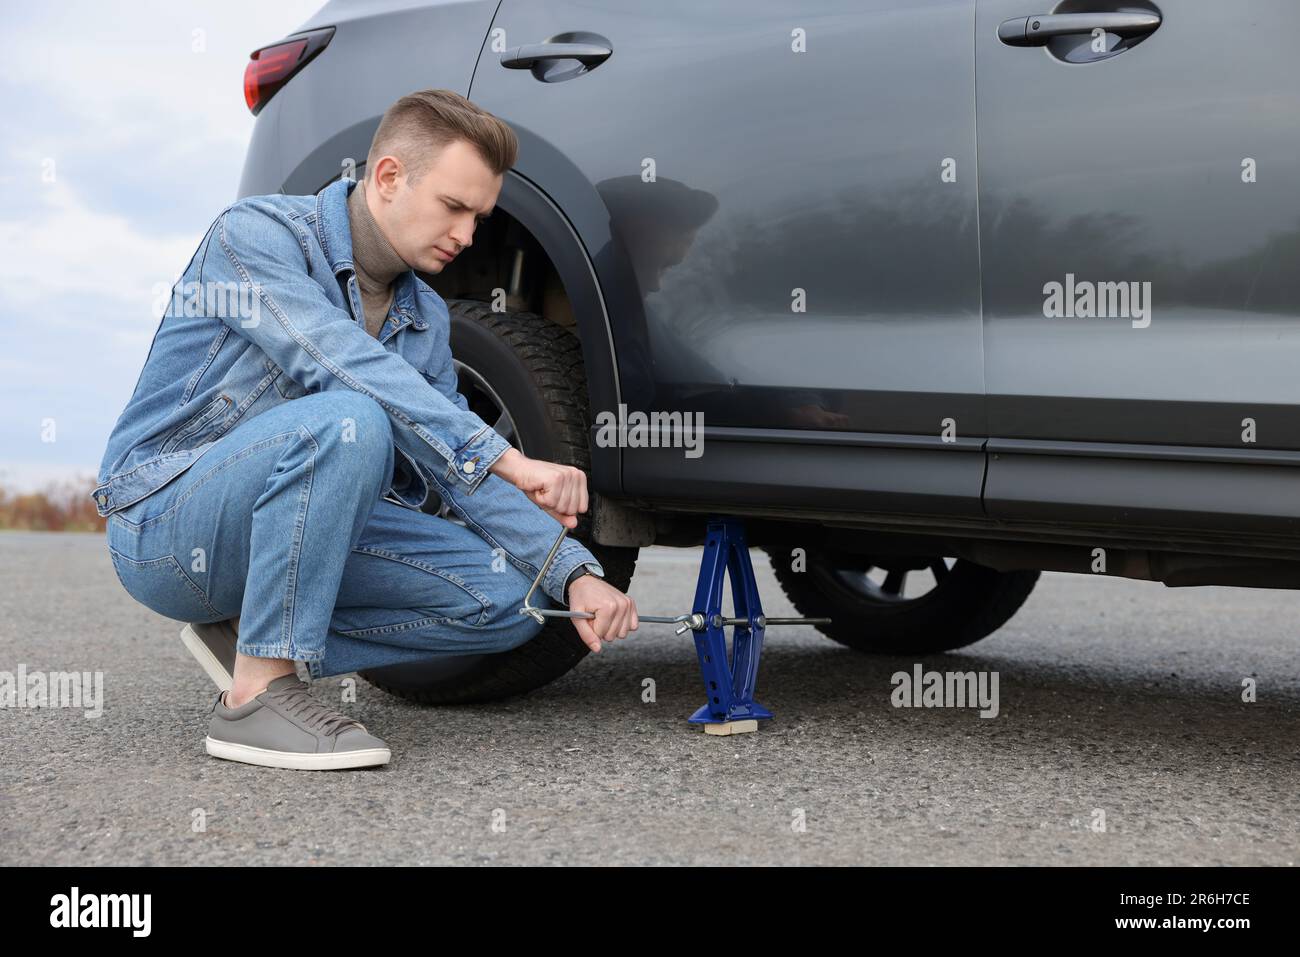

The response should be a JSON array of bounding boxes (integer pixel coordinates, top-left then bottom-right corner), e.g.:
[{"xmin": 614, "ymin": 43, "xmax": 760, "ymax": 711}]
[{"xmin": 701, "ymin": 719, "xmax": 759, "ymax": 735}]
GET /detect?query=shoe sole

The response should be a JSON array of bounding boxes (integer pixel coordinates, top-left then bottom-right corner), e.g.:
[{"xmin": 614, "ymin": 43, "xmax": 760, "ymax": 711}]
[
  {"xmin": 180, "ymin": 624, "xmax": 234, "ymax": 693},
  {"xmin": 205, "ymin": 736, "xmax": 391, "ymax": 770}
]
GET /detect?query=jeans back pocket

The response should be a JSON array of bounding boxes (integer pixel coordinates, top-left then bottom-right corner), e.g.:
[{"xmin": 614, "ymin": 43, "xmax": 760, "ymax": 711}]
[{"xmin": 108, "ymin": 546, "xmax": 222, "ymax": 622}]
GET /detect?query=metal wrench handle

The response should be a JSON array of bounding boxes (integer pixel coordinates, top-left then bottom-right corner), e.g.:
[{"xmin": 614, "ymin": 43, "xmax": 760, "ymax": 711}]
[
  {"xmin": 519, "ymin": 527, "xmax": 831, "ymax": 635},
  {"xmin": 519, "ymin": 525, "xmax": 570, "ymax": 616}
]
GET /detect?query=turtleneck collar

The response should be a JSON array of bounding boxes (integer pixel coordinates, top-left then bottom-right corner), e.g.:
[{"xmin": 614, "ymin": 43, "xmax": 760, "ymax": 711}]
[{"xmin": 347, "ymin": 177, "xmax": 410, "ymax": 314}]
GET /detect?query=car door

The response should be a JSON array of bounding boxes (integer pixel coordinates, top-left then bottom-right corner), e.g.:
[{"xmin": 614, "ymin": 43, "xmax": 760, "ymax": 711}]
[
  {"xmin": 977, "ymin": 1, "xmax": 1300, "ymax": 532},
  {"xmin": 471, "ymin": 0, "xmax": 988, "ymax": 518}
]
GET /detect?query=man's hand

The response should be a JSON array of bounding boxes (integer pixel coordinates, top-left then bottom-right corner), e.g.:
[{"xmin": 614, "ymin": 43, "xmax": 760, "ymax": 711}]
[
  {"xmin": 567, "ymin": 575, "xmax": 638, "ymax": 653},
  {"xmin": 490, "ymin": 448, "xmax": 589, "ymax": 528}
]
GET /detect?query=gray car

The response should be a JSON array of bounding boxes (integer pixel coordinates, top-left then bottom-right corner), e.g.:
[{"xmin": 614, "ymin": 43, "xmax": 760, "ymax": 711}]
[{"xmin": 236, "ymin": 0, "xmax": 1300, "ymax": 704}]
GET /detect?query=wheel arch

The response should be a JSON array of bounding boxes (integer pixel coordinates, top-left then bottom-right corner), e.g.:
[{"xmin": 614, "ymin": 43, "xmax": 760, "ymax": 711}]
[
  {"xmin": 481, "ymin": 170, "xmax": 624, "ymax": 495},
  {"xmin": 265, "ymin": 158, "xmax": 630, "ymax": 498}
]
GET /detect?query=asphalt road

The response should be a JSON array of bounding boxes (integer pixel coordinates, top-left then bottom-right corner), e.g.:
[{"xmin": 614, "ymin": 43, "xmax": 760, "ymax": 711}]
[{"xmin": 2, "ymin": 530, "xmax": 1297, "ymax": 865}]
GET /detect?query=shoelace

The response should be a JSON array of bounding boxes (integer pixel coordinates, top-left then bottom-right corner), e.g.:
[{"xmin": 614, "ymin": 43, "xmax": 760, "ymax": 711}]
[{"xmin": 270, "ymin": 681, "xmax": 363, "ymax": 737}]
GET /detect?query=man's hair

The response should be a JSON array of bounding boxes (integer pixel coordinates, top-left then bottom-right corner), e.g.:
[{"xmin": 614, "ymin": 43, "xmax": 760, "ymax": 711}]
[{"xmin": 366, "ymin": 89, "xmax": 518, "ymax": 185}]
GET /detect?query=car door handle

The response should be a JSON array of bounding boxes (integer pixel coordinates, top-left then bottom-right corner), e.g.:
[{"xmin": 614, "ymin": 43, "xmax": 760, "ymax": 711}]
[
  {"xmin": 998, "ymin": 12, "xmax": 1161, "ymax": 46},
  {"xmin": 500, "ymin": 42, "xmax": 611, "ymax": 69}
]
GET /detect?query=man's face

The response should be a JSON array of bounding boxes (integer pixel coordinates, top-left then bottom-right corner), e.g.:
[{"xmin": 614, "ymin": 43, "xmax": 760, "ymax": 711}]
[{"xmin": 367, "ymin": 138, "xmax": 502, "ymax": 274}]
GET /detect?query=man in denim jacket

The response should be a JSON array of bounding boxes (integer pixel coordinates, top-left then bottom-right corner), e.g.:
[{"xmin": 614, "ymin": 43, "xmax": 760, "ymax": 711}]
[{"xmin": 92, "ymin": 90, "xmax": 638, "ymax": 770}]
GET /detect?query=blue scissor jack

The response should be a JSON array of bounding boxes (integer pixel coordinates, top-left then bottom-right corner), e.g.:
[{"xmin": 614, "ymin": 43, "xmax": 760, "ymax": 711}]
[{"xmin": 521, "ymin": 515, "xmax": 830, "ymax": 735}]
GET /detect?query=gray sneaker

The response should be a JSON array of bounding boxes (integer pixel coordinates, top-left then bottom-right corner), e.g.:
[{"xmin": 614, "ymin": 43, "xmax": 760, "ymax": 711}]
[
  {"xmin": 181, "ymin": 619, "xmax": 239, "ymax": 692},
  {"xmin": 205, "ymin": 674, "xmax": 391, "ymax": 770}
]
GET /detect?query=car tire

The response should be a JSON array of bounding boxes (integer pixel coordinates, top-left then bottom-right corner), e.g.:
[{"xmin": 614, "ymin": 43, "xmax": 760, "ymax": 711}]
[
  {"xmin": 359, "ymin": 298, "xmax": 637, "ymax": 705},
  {"xmin": 765, "ymin": 547, "xmax": 1038, "ymax": 654}
]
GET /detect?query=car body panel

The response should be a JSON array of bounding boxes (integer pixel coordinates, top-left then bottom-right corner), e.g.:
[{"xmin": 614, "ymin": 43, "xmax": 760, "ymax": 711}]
[{"xmin": 234, "ymin": 0, "xmax": 1300, "ymax": 564}]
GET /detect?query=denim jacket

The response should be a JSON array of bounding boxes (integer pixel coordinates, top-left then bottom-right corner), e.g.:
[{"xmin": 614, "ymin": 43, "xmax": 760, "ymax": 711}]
[{"xmin": 91, "ymin": 176, "xmax": 603, "ymax": 604}]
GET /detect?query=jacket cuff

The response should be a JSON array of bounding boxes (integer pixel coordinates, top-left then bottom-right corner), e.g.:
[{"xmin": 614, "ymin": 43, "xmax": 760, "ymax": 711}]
[{"xmin": 443, "ymin": 425, "xmax": 513, "ymax": 494}]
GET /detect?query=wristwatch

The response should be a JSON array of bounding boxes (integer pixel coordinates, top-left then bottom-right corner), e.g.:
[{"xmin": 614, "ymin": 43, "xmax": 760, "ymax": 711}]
[{"xmin": 563, "ymin": 562, "xmax": 604, "ymax": 604}]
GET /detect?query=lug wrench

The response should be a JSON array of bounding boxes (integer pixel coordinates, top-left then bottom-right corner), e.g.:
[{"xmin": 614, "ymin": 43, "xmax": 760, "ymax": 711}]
[{"xmin": 519, "ymin": 526, "xmax": 831, "ymax": 635}]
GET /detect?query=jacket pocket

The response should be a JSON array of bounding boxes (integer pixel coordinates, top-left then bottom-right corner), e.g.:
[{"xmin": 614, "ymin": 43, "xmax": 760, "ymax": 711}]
[{"xmin": 158, "ymin": 393, "xmax": 233, "ymax": 456}]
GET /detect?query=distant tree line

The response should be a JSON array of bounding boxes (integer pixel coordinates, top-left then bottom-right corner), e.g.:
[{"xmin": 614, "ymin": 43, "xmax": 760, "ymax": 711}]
[{"xmin": 0, "ymin": 476, "xmax": 104, "ymax": 531}]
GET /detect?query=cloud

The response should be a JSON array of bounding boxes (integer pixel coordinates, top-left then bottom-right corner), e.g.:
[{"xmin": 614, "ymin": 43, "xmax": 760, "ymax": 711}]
[
  {"xmin": 0, "ymin": 0, "xmax": 322, "ymax": 488},
  {"xmin": 0, "ymin": 174, "xmax": 198, "ymax": 332}
]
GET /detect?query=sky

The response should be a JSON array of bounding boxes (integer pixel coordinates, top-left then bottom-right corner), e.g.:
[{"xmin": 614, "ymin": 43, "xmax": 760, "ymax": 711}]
[{"xmin": 0, "ymin": 0, "xmax": 323, "ymax": 493}]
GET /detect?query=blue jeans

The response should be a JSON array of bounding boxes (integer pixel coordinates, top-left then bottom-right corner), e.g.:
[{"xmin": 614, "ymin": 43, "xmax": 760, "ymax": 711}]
[{"xmin": 104, "ymin": 391, "xmax": 554, "ymax": 679}]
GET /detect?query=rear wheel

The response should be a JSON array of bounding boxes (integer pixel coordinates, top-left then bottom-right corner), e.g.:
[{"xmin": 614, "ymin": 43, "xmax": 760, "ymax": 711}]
[
  {"xmin": 766, "ymin": 547, "xmax": 1038, "ymax": 654},
  {"xmin": 359, "ymin": 299, "xmax": 637, "ymax": 705}
]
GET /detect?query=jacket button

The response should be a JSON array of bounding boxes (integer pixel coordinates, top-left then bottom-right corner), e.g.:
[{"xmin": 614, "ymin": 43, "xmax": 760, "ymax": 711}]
[
  {"xmin": 462, "ymin": 459, "xmax": 476, "ymax": 474},
  {"xmin": 95, "ymin": 493, "xmax": 107, "ymax": 505}
]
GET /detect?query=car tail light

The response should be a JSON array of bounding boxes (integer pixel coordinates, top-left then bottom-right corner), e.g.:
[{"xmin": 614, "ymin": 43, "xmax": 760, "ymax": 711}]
[{"xmin": 243, "ymin": 27, "xmax": 335, "ymax": 115}]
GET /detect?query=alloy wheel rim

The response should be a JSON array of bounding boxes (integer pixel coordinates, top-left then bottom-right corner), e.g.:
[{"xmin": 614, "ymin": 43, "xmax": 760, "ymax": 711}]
[
  {"xmin": 821, "ymin": 555, "xmax": 957, "ymax": 606},
  {"xmin": 429, "ymin": 359, "xmax": 523, "ymax": 522}
]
